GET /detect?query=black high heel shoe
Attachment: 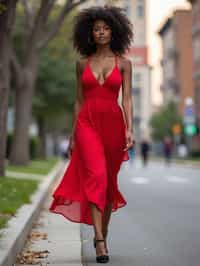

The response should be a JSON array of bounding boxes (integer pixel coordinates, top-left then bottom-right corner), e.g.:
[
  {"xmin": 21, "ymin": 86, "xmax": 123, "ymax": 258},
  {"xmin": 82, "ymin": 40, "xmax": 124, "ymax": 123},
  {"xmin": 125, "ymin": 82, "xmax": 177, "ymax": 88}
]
[{"xmin": 94, "ymin": 239, "xmax": 109, "ymax": 263}]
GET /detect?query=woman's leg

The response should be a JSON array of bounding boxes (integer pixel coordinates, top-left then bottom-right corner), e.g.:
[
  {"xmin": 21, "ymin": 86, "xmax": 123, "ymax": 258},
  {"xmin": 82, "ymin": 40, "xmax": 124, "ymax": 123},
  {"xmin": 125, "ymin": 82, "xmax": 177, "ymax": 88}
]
[
  {"xmin": 102, "ymin": 203, "xmax": 112, "ymax": 236},
  {"xmin": 102, "ymin": 203, "xmax": 112, "ymax": 252},
  {"xmin": 89, "ymin": 203, "xmax": 107, "ymax": 256}
]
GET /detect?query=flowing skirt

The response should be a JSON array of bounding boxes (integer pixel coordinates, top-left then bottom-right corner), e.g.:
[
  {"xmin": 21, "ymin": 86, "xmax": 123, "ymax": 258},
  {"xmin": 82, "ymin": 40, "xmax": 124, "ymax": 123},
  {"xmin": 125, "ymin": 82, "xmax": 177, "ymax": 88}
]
[{"xmin": 49, "ymin": 98, "xmax": 129, "ymax": 225}]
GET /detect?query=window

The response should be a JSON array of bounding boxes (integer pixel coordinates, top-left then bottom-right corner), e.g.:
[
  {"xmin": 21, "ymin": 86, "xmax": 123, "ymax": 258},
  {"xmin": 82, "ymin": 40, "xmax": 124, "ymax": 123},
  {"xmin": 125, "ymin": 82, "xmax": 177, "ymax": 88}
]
[
  {"xmin": 137, "ymin": 5, "xmax": 144, "ymax": 17},
  {"xmin": 134, "ymin": 93, "xmax": 141, "ymax": 113},
  {"xmin": 124, "ymin": 3, "xmax": 130, "ymax": 17},
  {"xmin": 193, "ymin": 38, "xmax": 200, "ymax": 60},
  {"xmin": 132, "ymin": 87, "xmax": 140, "ymax": 95},
  {"xmin": 134, "ymin": 73, "xmax": 141, "ymax": 84}
]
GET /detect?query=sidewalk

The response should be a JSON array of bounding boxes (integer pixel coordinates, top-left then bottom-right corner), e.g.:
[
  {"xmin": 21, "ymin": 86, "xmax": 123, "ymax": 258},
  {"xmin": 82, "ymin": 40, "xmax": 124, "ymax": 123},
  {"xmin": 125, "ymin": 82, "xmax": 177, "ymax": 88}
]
[{"xmin": 14, "ymin": 168, "xmax": 82, "ymax": 266}]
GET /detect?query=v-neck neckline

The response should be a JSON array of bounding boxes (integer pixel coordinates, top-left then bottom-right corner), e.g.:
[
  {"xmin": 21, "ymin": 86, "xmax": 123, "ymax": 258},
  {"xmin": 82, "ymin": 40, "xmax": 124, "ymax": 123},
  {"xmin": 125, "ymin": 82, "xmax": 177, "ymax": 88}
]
[{"xmin": 87, "ymin": 55, "xmax": 118, "ymax": 87}]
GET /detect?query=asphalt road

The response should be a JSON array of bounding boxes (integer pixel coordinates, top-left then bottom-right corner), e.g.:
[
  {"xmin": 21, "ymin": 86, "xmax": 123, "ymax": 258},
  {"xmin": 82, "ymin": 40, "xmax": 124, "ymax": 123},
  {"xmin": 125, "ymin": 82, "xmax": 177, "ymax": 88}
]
[{"xmin": 81, "ymin": 159, "xmax": 200, "ymax": 266}]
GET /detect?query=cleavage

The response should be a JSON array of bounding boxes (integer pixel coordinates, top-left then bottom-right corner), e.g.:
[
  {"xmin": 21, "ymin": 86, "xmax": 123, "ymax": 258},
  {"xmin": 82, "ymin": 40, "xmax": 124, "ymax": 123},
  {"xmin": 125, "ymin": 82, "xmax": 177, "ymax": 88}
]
[{"xmin": 94, "ymin": 69, "xmax": 111, "ymax": 83}]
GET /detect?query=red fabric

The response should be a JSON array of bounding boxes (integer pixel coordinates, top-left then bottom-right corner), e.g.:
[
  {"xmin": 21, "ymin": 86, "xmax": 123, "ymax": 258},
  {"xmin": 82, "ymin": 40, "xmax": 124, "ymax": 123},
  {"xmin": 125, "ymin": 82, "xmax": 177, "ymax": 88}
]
[{"xmin": 49, "ymin": 56, "xmax": 129, "ymax": 225}]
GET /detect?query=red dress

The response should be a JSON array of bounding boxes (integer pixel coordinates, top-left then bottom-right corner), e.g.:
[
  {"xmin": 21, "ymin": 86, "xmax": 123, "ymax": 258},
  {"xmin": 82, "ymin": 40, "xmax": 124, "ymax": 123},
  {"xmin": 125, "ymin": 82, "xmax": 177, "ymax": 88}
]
[{"xmin": 49, "ymin": 55, "xmax": 129, "ymax": 225}]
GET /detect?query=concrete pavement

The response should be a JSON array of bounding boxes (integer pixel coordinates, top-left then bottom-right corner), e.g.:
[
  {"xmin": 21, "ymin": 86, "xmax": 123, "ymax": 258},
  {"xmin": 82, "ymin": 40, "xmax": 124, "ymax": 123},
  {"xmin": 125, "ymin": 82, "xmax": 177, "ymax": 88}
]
[
  {"xmin": 0, "ymin": 160, "xmax": 64, "ymax": 266},
  {"xmin": 14, "ymin": 165, "xmax": 82, "ymax": 266}
]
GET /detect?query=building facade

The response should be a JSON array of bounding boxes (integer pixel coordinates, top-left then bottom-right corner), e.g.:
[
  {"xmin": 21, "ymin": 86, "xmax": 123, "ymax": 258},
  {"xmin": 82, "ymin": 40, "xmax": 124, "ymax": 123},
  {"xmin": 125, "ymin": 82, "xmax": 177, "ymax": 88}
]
[
  {"xmin": 158, "ymin": 10, "xmax": 194, "ymax": 116},
  {"xmin": 121, "ymin": 0, "xmax": 152, "ymax": 142},
  {"xmin": 188, "ymin": 0, "xmax": 200, "ymax": 128}
]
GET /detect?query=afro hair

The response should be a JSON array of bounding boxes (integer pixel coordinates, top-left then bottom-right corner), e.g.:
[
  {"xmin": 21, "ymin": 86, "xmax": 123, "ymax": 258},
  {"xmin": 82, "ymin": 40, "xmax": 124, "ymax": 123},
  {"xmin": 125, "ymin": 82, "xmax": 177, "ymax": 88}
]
[{"xmin": 72, "ymin": 5, "xmax": 133, "ymax": 56}]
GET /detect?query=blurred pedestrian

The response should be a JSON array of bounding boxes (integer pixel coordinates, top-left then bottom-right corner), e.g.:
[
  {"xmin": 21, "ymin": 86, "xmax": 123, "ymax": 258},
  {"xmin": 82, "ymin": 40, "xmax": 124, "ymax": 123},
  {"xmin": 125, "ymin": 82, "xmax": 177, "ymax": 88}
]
[
  {"xmin": 128, "ymin": 146, "xmax": 135, "ymax": 165},
  {"xmin": 163, "ymin": 136, "xmax": 173, "ymax": 165},
  {"xmin": 140, "ymin": 139, "xmax": 150, "ymax": 166},
  {"xmin": 59, "ymin": 137, "xmax": 69, "ymax": 160},
  {"xmin": 177, "ymin": 136, "xmax": 188, "ymax": 158}
]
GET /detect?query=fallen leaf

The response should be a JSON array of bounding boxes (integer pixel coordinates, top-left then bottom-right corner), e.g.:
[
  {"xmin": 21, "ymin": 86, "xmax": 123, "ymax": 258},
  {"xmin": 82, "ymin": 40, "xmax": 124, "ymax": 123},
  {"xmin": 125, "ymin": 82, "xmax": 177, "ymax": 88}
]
[
  {"xmin": 16, "ymin": 250, "xmax": 49, "ymax": 264},
  {"xmin": 28, "ymin": 231, "xmax": 48, "ymax": 240}
]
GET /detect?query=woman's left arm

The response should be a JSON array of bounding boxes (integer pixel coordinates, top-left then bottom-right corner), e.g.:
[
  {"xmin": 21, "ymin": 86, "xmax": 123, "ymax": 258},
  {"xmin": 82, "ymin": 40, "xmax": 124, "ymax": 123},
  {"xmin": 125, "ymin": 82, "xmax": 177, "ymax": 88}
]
[{"xmin": 121, "ymin": 58, "xmax": 134, "ymax": 151}]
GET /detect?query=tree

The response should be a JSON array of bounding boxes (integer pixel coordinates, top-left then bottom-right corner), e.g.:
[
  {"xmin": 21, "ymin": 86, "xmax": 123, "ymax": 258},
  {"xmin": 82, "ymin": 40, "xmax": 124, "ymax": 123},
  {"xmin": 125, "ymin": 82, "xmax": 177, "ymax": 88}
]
[
  {"xmin": 150, "ymin": 101, "xmax": 183, "ymax": 141},
  {"xmin": 33, "ymin": 49, "xmax": 76, "ymax": 157},
  {"xmin": 0, "ymin": 0, "xmax": 18, "ymax": 176},
  {"xmin": 8, "ymin": 0, "xmax": 88, "ymax": 165}
]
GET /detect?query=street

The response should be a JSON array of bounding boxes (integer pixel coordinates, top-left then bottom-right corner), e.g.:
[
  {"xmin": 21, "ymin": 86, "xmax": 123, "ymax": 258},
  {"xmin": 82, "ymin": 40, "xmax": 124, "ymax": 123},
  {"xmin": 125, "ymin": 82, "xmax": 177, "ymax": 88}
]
[{"xmin": 81, "ymin": 159, "xmax": 200, "ymax": 266}]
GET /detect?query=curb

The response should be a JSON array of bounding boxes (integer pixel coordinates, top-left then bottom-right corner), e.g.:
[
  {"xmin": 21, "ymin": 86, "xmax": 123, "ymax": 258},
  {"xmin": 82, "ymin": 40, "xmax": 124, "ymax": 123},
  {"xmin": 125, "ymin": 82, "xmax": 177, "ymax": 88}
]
[{"xmin": 0, "ymin": 159, "xmax": 65, "ymax": 266}]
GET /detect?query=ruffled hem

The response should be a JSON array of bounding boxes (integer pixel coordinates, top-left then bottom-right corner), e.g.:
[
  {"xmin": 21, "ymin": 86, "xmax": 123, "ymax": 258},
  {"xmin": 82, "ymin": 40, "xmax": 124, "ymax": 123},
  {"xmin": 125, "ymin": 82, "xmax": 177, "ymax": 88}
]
[{"xmin": 49, "ymin": 194, "xmax": 127, "ymax": 225}]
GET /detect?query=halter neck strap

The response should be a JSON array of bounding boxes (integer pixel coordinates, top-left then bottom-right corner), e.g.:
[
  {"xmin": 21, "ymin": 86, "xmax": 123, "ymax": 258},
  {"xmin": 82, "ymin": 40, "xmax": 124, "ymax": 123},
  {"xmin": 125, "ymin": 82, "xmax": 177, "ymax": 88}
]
[
  {"xmin": 115, "ymin": 54, "xmax": 118, "ymax": 66},
  {"xmin": 87, "ymin": 56, "xmax": 91, "ymax": 64}
]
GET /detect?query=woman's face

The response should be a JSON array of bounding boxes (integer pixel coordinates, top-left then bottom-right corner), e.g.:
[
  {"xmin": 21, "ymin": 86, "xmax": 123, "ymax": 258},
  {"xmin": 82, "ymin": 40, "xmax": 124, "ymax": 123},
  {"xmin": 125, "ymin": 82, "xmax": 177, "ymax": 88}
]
[{"xmin": 92, "ymin": 20, "xmax": 112, "ymax": 45}]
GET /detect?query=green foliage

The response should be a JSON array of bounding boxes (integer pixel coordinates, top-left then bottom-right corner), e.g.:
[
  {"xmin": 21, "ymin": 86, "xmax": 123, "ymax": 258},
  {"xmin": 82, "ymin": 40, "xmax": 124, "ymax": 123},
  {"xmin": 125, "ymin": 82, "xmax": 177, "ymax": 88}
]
[
  {"xmin": 150, "ymin": 101, "xmax": 183, "ymax": 141},
  {"xmin": 48, "ymin": 7, "xmax": 77, "ymax": 61},
  {"xmin": 33, "ymin": 7, "xmax": 78, "ymax": 133},
  {"xmin": 0, "ymin": 177, "xmax": 38, "ymax": 215},
  {"xmin": 6, "ymin": 157, "xmax": 59, "ymax": 175},
  {"xmin": 33, "ymin": 48, "xmax": 76, "ymax": 120},
  {"xmin": 12, "ymin": 3, "xmax": 78, "ymax": 134},
  {"xmin": 11, "ymin": 3, "xmax": 26, "ymax": 63},
  {"xmin": 0, "ymin": 216, "xmax": 8, "ymax": 230}
]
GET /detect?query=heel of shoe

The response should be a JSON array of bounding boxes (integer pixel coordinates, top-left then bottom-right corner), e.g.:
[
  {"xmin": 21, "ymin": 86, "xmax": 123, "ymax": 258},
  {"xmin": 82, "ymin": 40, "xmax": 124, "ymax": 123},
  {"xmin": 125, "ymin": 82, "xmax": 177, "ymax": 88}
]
[
  {"xmin": 94, "ymin": 232, "xmax": 108, "ymax": 253},
  {"xmin": 94, "ymin": 239, "xmax": 109, "ymax": 263}
]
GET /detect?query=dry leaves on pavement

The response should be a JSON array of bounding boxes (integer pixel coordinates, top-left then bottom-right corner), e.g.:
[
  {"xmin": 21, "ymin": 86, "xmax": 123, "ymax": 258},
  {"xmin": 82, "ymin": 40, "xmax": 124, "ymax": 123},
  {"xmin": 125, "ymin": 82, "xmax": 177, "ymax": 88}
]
[
  {"xmin": 16, "ymin": 250, "xmax": 50, "ymax": 264},
  {"xmin": 28, "ymin": 231, "xmax": 48, "ymax": 241}
]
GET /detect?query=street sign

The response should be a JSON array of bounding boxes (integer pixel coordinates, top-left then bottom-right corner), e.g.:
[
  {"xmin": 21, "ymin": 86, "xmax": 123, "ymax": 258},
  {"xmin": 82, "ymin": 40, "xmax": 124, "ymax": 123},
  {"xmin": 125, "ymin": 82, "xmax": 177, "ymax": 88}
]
[
  {"xmin": 184, "ymin": 104, "xmax": 195, "ymax": 124},
  {"xmin": 184, "ymin": 106, "xmax": 194, "ymax": 116}
]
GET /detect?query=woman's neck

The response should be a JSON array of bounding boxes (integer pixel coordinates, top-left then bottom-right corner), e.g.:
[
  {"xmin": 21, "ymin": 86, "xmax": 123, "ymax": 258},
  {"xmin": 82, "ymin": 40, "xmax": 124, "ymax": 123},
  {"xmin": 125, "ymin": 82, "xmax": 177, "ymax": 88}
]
[{"xmin": 95, "ymin": 44, "xmax": 114, "ymax": 58}]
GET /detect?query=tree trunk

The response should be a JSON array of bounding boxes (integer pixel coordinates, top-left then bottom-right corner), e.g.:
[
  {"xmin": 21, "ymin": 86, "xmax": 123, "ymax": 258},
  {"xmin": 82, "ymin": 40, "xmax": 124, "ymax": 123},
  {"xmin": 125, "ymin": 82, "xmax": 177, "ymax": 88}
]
[
  {"xmin": 10, "ymin": 62, "xmax": 38, "ymax": 165},
  {"xmin": 37, "ymin": 116, "xmax": 46, "ymax": 159},
  {"xmin": 0, "ymin": 0, "xmax": 17, "ymax": 176},
  {"xmin": 0, "ymin": 44, "xmax": 10, "ymax": 176}
]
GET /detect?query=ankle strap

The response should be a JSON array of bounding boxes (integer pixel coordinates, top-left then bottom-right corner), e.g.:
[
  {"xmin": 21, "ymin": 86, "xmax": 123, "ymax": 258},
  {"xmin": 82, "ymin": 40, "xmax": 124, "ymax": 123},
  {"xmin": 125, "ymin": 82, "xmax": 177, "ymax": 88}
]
[{"xmin": 94, "ymin": 239, "xmax": 104, "ymax": 243}]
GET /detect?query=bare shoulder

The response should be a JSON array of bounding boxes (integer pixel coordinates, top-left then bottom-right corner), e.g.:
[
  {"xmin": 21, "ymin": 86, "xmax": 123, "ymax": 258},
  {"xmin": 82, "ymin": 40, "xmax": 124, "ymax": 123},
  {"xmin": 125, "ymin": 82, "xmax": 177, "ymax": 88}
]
[
  {"xmin": 76, "ymin": 57, "xmax": 88, "ymax": 73},
  {"xmin": 118, "ymin": 56, "xmax": 132, "ymax": 72}
]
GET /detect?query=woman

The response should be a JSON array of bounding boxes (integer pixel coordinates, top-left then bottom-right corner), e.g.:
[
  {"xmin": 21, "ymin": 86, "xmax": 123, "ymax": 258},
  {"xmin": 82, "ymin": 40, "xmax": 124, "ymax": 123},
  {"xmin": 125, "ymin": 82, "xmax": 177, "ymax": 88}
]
[{"xmin": 49, "ymin": 5, "xmax": 134, "ymax": 263}]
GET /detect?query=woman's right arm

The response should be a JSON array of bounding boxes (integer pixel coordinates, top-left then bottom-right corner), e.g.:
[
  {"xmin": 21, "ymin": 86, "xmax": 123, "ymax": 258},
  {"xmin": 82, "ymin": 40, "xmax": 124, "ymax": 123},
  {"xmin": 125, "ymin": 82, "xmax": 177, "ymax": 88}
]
[{"xmin": 68, "ymin": 59, "xmax": 84, "ymax": 158}]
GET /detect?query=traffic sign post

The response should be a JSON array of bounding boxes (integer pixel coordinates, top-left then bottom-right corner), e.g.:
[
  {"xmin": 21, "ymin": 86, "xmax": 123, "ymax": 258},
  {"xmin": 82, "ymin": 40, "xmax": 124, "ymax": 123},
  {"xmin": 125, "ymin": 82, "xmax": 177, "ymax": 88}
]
[
  {"xmin": 183, "ymin": 97, "xmax": 196, "ymax": 152},
  {"xmin": 172, "ymin": 123, "xmax": 182, "ymax": 156}
]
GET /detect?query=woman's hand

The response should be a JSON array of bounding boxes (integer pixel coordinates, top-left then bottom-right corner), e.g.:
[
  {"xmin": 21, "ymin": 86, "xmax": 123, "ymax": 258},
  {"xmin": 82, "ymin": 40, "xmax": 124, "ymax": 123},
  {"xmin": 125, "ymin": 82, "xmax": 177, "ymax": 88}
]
[
  {"xmin": 123, "ymin": 129, "xmax": 135, "ymax": 151},
  {"xmin": 67, "ymin": 135, "xmax": 75, "ymax": 159}
]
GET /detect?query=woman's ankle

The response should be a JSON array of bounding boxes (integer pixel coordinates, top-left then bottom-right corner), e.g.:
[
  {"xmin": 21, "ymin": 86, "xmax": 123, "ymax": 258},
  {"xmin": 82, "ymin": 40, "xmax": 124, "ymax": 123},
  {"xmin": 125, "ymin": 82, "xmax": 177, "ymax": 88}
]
[
  {"xmin": 95, "ymin": 240, "xmax": 107, "ymax": 255},
  {"xmin": 102, "ymin": 228, "xmax": 108, "ymax": 238},
  {"xmin": 94, "ymin": 231, "xmax": 104, "ymax": 240}
]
